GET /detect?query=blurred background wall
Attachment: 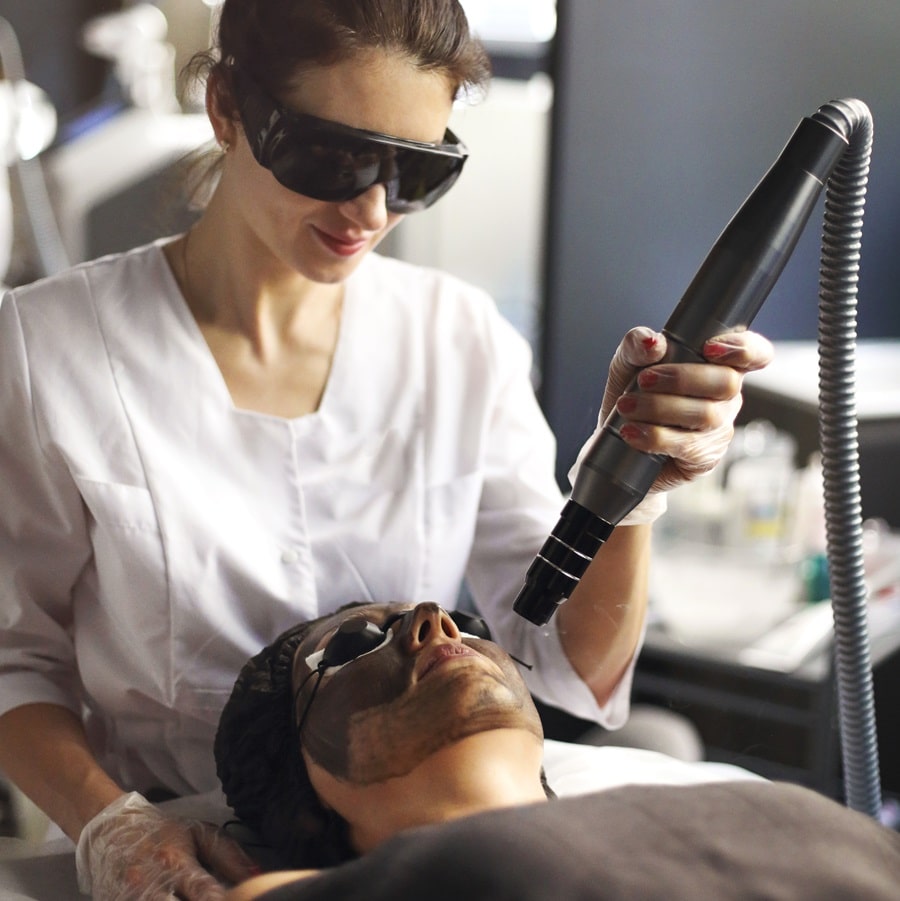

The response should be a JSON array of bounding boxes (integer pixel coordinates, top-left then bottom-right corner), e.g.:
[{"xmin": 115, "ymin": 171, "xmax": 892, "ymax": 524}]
[{"xmin": 541, "ymin": 1, "xmax": 900, "ymax": 485}]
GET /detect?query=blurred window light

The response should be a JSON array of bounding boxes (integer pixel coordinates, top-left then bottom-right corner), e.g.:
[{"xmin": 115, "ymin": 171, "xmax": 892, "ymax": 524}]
[{"xmin": 461, "ymin": 0, "xmax": 557, "ymax": 44}]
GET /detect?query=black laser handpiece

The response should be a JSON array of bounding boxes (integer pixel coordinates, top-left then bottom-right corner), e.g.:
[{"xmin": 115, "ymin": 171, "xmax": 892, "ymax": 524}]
[{"xmin": 514, "ymin": 109, "xmax": 850, "ymax": 626}]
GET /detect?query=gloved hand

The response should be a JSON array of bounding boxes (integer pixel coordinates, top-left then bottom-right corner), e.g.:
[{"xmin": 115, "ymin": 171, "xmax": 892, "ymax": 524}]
[
  {"xmin": 76, "ymin": 792, "xmax": 260, "ymax": 900},
  {"xmin": 572, "ymin": 326, "xmax": 774, "ymax": 522}
]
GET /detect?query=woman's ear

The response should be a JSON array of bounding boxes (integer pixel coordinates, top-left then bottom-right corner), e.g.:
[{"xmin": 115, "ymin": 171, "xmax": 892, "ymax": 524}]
[{"xmin": 206, "ymin": 67, "xmax": 239, "ymax": 149}]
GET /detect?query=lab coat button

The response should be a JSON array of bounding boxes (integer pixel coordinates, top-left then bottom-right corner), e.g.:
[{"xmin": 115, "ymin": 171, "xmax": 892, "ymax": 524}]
[{"xmin": 281, "ymin": 548, "xmax": 299, "ymax": 564}]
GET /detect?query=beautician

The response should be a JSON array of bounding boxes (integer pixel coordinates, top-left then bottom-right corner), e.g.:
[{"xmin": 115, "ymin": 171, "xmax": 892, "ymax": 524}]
[{"xmin": 0, "ymin": 1, "xmax": 772, "ymax": 898}]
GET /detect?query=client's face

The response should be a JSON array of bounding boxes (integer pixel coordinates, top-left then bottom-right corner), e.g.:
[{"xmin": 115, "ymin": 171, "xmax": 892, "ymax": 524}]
[{"xmin": 291, "ymin": 602, "xmax": 543, "ymax": 785}]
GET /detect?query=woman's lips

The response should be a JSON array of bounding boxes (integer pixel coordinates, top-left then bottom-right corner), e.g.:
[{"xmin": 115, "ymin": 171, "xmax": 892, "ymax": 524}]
[
  {"xmin": 418, "ymin": 644, "xmax": 480, "ymax": 680},
  {"xmin": 315, "ymin": 228, "xmax": 369, "ymax": 257}
]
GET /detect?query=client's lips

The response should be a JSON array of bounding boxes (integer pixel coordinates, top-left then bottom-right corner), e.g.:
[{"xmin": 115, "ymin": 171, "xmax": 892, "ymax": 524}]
[{"xmin": 418, "ymin": 643, "xmax": 479, "ymax": 681}]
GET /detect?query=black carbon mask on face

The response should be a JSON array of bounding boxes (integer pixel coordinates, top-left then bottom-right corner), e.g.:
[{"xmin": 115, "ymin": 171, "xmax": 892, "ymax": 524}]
[
  {"xmin": 293, "ymin": 609, "xmax": 416, "ymax": 777},
  {"xmin": 293, "ymin": 606, "xmax": 540, "ymax": 784},
  {"xmin": 303, "ymin": 646, "xmax": 413, "ymax": 777}
]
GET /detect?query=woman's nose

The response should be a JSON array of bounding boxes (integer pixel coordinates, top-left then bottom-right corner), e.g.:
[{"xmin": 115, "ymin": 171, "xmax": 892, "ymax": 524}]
[
  {"xmin": 338, "ymin": 183, "xmax": 390, "ymax": 231},
  {"xmin": 403, "ymin": 603, "xmax": 461, "ymax": 652}
]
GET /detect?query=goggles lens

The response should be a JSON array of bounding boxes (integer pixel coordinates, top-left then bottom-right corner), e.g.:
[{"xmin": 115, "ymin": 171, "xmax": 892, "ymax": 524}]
[{"xmin": 233, "ymin": 68, "xmax": 468, "ymax": 213}]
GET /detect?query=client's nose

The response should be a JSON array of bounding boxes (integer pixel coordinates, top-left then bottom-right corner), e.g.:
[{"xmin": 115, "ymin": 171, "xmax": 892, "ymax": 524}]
[{"xmin": 403, "ymin": 602, "xmax": 461, "ymax": 652}]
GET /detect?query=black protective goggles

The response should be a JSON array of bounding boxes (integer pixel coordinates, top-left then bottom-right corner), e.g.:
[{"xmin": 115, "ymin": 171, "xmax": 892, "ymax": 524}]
[
  {"xmin": 303, "ymin": 608, "xmax": 492, "ymax": 674},
  {"xmin": 232, "ymin": 68, "xmax": 468, "ymax": 213}
]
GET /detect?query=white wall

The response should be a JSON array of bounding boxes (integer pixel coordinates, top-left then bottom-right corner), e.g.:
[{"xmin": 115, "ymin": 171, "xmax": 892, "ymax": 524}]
[{"xmin": 383, "ymin": 75, "xmax": 552, "ymax": 350}]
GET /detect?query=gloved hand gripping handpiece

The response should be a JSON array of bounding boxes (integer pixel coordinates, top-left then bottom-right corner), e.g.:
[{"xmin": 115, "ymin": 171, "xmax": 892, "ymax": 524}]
[{"xmin": 513, "ymin": 105, "xmax": 851, "ymax": 626}]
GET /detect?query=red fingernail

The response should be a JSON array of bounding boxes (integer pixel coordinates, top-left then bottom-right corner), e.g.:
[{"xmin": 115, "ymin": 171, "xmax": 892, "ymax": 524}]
[
  {"xmin": 620, "ymin": 424, "xmax": 642, "ymax": 441},
  {"xmin": 617, "ymin": 395, "xmax": 638, "ymax": 413},
  {"xmin": 637, "ymin": 370, "xmax": 658, "ymax": 388}
]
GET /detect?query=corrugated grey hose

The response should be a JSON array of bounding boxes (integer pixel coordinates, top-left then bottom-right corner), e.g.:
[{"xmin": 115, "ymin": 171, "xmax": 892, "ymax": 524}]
[
  {"xmin": 0, "ymin": 16, "xmax": 70, "ymax": 277},
  {"xmin": 812, "ymin": 99, "xmax": 880, "ymax": 819}
]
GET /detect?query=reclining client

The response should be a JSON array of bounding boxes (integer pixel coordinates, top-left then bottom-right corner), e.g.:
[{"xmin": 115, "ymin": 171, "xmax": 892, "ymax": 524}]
[{"xmin": 215, "ymin": 602, "xmax": 900, "ymax": 900}]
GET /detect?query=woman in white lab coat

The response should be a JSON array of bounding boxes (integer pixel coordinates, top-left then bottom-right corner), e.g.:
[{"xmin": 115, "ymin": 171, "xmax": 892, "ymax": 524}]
[{"xmin": 0, "ymin": 0, "xmax": 771, "ymax": 898}]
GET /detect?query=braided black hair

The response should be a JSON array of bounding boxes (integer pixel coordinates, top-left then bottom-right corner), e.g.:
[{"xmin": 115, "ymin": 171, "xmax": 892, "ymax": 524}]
[{"xmin": 214, "ymin": 609, "xmax": 362, "ymax": 867}]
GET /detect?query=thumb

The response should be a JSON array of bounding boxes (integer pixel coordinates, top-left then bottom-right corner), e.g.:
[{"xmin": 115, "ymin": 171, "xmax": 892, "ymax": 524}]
[{"xmin": 191, "ymin": 821, "xmax": 261, "ymax": 886}]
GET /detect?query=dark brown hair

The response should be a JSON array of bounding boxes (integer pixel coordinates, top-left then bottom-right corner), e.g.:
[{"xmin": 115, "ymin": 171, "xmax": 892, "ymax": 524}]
[
  {"xmin": 180, "ymin": 0, "xmax": 490, "ymax": 206},
  {"xmin": 209, "ymin": 0, "xmax": 490, "ymax": 100}
]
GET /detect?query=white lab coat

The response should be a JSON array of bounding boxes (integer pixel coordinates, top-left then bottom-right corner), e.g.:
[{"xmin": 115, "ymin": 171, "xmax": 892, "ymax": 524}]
[{"xmin": 0, "ymin": 242, "xmax": 635, "ymax": 796}]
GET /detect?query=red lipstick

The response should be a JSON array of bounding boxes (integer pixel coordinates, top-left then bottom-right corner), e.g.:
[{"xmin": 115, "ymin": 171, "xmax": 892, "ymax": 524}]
[{"xmin": 315, "ymin": 228, "xmax": 368, "ymax": 257}]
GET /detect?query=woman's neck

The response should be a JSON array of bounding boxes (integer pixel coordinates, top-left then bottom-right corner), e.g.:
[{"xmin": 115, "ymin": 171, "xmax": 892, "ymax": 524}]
[
  {"xmin": 173, "ymin": 217, "xmax": 342, "ymax": 346},
  {"xmin": 163, "ymin": 216, "xmax": 345, "ymax": 418}
]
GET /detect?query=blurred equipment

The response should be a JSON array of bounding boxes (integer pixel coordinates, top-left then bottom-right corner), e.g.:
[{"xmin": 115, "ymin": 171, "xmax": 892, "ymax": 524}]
[
  {"xmin": 46, "ymin": 3, "xmax": 212, "ymax": 264},
  {"xmin": 47, "ymin": 108, "xmax": 211, "ymax": 264},
  {"xmin": 741, "ymin": 340, "xmax": 900, "ymax": 530},
  {"xmin": 0, "ymin": 15, "xmax": 68, "ymax": 279},
  {"xmin": 81, "ymin": 3, "xmax": 178, "ymax": 114}
]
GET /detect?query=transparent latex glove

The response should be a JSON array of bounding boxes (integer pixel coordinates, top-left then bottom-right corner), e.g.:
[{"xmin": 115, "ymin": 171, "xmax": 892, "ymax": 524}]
[
  {"xmin": 76, "ymin": 792, "xmax": 259, "ymax": 900},
  {"xmin": 571, "ymin": 326, "xmax": 774, "ymax": 522}
]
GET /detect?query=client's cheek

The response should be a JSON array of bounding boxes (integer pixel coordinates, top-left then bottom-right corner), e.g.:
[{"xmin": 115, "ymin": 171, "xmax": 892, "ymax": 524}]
[{"xmin": 301, "ymin": 661, "xmax": 408, "ymax": 778}]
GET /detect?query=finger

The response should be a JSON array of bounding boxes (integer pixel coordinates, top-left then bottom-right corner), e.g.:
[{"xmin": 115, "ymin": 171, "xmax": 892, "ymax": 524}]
[
  {"xmin": 618, "ymin": 393, "xmax": 741, "ymax": 450},
  {"xmin": 634, "ymin": 361, "xmax": 743, "ymax": 402},
  {"xmin": 617, "ymin": 398, "xmax": 728, "ymax": 439},
  {"xmin": 617, "ymin": 326, "xmax": 667, "ymax": 369},
  {"xmin": 620, "ymin": 420, "xmax": 735, "ymax": 474},
  {"xmin": 172, "ymin": 864, "xmax": 228, "ymax": 901},
  {"xmin": 192, "ymin": 822, "xmax": 260, "ymax": 886},
  {"xmin": 703, "ymin": 329, "xmax": 775, "ymax": 372}
]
